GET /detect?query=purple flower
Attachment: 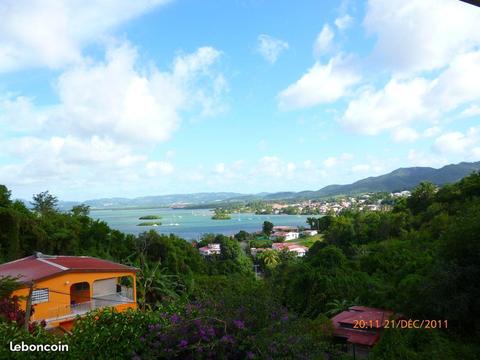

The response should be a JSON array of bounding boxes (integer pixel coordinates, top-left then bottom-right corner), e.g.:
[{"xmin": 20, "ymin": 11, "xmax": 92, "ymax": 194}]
[
  {"xmin": 179, "ymin": 339, "xmax": 188, "ymax": 348},
  {"xmin": 207, "ymin": 327, "xmax": 215, "ymax": 337},
  {"xmin": 221, "ymin": 335, "xmax": 235, "ymax": 344},
  {"xmin": 233, "ymin": 320, "xmax": 245, "ymax": 329},
  {"xmin": 139, "ymin": 336, "xmax": 145, "ymax": 342},
  {"xmin": 246, "ymin": 351, "xmax": 255, "ymax": 359},
  {"xmin": 281, "ymin": 315, "xmax": 289, "ymax": 322},
  {"xmin": 170, "ymin": 313, "xmax": 180, "ymax": 324}
]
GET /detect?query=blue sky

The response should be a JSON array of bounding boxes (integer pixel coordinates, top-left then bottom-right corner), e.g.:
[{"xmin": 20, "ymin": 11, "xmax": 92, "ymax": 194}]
[{"xmin": 0, "ymin": 0, "xmax": 479, "ymax": 201}]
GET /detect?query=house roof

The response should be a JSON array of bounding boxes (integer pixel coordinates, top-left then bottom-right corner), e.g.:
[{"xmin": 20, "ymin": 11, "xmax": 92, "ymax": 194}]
[
  {"xmin": 0, "ymin": 253, "xmax": 137, "ymax": 284},
  {"xmin": 331, "ymin": 306, "xmax": 394, "ymax": 347}
]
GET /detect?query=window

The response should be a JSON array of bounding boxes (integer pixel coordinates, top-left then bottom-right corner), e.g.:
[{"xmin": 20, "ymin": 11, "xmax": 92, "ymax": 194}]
[{"xmin": 32, "ymin": 288, "xmax": 49, "ymax": 304}]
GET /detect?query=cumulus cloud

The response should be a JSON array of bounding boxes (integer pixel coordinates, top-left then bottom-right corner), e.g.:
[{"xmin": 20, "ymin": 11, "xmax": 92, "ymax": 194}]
[
  {"xmin": 392, "ymin": 127, "xmax": 420, "ymax": 143},
  {"xmin": 426, "ymin": 51, "xmax": 480, "ymax": 112},
  {"xmin": 461, "ymin": 105, "xmax": 480, "ymax": 118},
  {"xmin": 323, "ymin": 153, "xmax": 353, "ymax": 168},
  {"xmin": 0, "ymin": 0, "xmax": 171, "ymax": 71},
  {"xmin": 257, "ymin": 34, "xmax": 289, "ymax": 63},
  {"xmin": 146, "ymin": 161, "xmax": 174, "ymax": 176},
  {"xmin": 313, "ymin": 24, "xmax": 334, "ymax": 57},
  {"xmin": 341, "ymin": 78, "xmax": 431, "ymax": 135},
  {"xmin": 341, "ymin": 49, "xmax": 480, "ymax": 140},
  {"xmin": 278, "ymin": 55, "xmax": 360, "ymax": 110},
  {"xmin": 433, "ymin": 127, "xmax": 480, "ymax": 159},
  {"xmin": 0, "ymin": 43, "xmax": 227, "ymax": 191},
  {"xmin": 364, "ymin": 0, "xmax": 480, "ymax": 75},
  {"xmin": 334, "ymin": 14, "xmax": 353, "ymax": 30}
]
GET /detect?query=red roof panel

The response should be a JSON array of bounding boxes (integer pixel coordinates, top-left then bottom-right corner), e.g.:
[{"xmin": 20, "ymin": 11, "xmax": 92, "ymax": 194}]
[
  {"xmin": 331, "ymin": 306, "xmax": 395, "ymax": 347},
  {"xmin": 0, "ymin": 254, "xmax": 136, "ymax": 284}
]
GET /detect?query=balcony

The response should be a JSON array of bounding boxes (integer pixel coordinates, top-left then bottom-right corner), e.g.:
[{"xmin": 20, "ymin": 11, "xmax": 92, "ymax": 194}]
[{"xmin": 41, "ymin": 286, "xmax": 135, "ymax": 324}]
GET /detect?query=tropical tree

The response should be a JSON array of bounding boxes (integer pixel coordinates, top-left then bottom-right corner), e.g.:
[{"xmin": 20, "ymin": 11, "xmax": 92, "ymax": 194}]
[
  {"xmin": 262, "ymin": 221, "xmax": 274, "ymax": 236},
  {"xmin": 325, "ymin": 298, "xmax": 359, "ymax": 316},
  {"xmin": 31, "ymin": 191, "xmax": 58, "ymax": 215},
  {"xmin": 260, "ymin": 250, "xmax": 279, "ymax": 269},
  {"xmin": 71, "ymin": 204, "xmax": 90, "ymax": 216}
]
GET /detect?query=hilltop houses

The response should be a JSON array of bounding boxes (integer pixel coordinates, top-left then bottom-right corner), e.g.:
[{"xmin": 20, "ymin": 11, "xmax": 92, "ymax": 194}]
[
  {"xmin": 198, "ymin": 243, "xmax": 221, "ymax": 256},
  {"xmin": 272, "ymin": 243, "xmax": 308, "ymax": 257},
  {"xmin": 0, "ymin": 252, "xmax": 137, "ymax": 331},
  {"xmin": 270, "ymin": 226, "xmax": 300, "ymax": 241}
]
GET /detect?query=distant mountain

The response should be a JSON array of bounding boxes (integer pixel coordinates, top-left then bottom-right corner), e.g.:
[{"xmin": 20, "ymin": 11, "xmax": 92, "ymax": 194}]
[
  {"xmin": 309, "ymin": 161, "xmax": 480, "ymax": 198},
  {"xmin": 58, "ymin": 192, "xmax": 247, "ymax": 210},
  {"xmin": 57, "ymin": 161, "xmax": 480, "ymax": 209}
]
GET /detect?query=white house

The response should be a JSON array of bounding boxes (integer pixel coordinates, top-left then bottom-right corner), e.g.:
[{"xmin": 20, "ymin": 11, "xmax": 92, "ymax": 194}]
[
  {"xmin": 199, "ymin": 243, "xmax": 221, "ymax": 256},
  {"xmin": 302, "ymin": 230, "xmax": 318, "ymax": 236},
  {"xmin": 272, "ymin": 242, "xmax": 308, "ymax": 257},
  {"xmin": 270, "ymin": 231, "xmax": 300, "ymax": 241}
]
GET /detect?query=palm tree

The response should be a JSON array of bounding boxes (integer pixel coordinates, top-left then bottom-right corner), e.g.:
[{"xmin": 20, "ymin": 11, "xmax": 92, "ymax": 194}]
[
  {"xmin": 133, "ymin": 255, "xmax": 183, "ymax": 310},
  {"xmin": 260, "ymin": 250, "xmax": 280, "ymax": 269},
  {"xmin": 325, "ymin": 298, "xmax": 359, "ymax": 317}
]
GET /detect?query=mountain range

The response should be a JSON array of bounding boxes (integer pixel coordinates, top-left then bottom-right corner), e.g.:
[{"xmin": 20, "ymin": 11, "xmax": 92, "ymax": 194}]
[{"xmin": 58, "ymin": 161, "xmax": 480, "ymax": 209}]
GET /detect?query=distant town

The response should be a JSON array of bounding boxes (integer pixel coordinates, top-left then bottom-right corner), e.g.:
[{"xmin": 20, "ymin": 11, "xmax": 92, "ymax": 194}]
[{"xmin": 195, "ymin": 190, "xmax": 413, "ymax": 216}]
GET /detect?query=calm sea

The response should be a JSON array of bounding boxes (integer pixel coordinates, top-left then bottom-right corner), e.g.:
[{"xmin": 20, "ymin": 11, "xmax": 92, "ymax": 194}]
[{"xmin": 89, "ymin": 208, "xmax": 311, "ymax": 241}]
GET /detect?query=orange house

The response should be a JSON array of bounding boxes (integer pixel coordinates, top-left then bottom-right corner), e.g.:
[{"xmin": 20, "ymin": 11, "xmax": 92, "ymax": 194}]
[{"xmin": 0, "ymin": 252, "xmax": 137, "ymax": 331}]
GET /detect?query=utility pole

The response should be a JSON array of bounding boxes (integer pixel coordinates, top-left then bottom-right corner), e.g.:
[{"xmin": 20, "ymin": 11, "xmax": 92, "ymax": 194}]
[{"xmin": 24, "ymin": 281, "xmax": 34, "ymax": 331}]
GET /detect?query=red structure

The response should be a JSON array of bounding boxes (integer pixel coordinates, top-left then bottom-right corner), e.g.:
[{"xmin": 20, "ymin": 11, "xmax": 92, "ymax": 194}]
[{"xmin": 331, "ymin": 306, "xmax": 395, "ymax": 357}]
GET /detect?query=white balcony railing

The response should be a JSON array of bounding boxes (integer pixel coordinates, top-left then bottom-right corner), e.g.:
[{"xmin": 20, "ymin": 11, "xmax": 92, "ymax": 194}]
[{"xmin": 40, "ymin": 290, "xmax": 134, "ymax": 323}]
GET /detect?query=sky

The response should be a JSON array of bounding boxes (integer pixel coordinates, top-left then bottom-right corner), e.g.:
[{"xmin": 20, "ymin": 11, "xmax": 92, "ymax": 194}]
[{"xmin": 0, "ymin": 0, "xmax": 479, "ymax": 201}]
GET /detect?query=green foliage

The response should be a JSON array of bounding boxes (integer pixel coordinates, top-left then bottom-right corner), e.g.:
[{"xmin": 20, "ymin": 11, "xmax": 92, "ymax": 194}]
[
  {"xmin": 70, "ymin": 204, "xmax": 90, "ymax": 217},
  {"xmin": 262, "ymin": 220, "xmax": 274, "ymax": 236},
  {"xmin": 138, "ymin": 215, "xmax": 161, "ymax": 220},
  {"xmin": 211, "ymin": 208, "xmax": 231, "ymax": 220},
  {"xmin": 31, "ymin": 191, "xmax": 58, "ymax": 215}
]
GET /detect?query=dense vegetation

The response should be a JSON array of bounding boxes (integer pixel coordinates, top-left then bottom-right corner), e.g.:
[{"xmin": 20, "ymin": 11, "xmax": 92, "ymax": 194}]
[
  {"xmin": 1, "ymin": 172, "xmax": 480, "ymax": 359},
  {"xmin": 211, "ymin": 208, "xmax": 231, "ymax": 220}
]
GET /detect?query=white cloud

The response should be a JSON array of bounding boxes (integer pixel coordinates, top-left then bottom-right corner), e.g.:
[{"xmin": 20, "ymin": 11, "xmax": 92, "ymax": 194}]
[
  {"xmin": 215, "ymin": 163, "xmax": 226, "ymax": 174},
  {"xmin": 303, "ymin": 160, "xmax": 313, "ymax": 169},
  {"xmin": 392, "ymin": 127, "xmax": 420, "ymax": 143},
  {"xmin": 287, "ymin": 162, "xmax": 296, "ymax": 172},
  {"xmin": 335, "ymin": 14, "xmax": 353, "ymax": 30},
  {"xmin": 364, "ymin": 0, "xmax": 480, "ymax": 75},
  {"xmin": 146, "ymin": 161, "xmax": 174, "ymax": 176},
  {"xmin": 426, "ymin": 51, "xmax": 480, "ymax": 112},
  {"xmin": 433, "ymin": 127, "xmax": 480, "ymax": 159},
  {"xmin": 313, "ymin": 24, "xmax": 334, "ymax": 57},
  {"xmin": 423, "ymin": 126, "xmax": 441, "ymax": 138},
  {"xmin": 461, "ymin": 105, "xmax": 480, "ymax": 118},
  {"xmin": 407, "ymin": 149, "xmax": 447, "ymax": 167},
  {"xmin": 278, "ymin": 55, "xmax": 360, "ymax": 110},
  {"xmin": 323, "ymin": 157, "xmax": 337, "ymax": 168},
  {"xmin": 0, "ymin": 43, "xmax": 226, "ymax": 193},
  {"xmin": 257, "ymin": 34, "xmax": 289, "ymax": 63},
  {"xmin": 351, "ymin": 164, "xmax": 370, "ymax": 173},
  {"xmin": 341, "ymin": 78, "xmax": 430, "ymax": 135},
  {"xmin": 323, "ymin": 153, "xmax": 353, "ymax": 168},
  {"xmin": 0, "ymin": 0, "xmax": 171, "ymax": 71},
  {"xmin": 1, "ymin": 44, "xmax": 226, "ymax": 145}
]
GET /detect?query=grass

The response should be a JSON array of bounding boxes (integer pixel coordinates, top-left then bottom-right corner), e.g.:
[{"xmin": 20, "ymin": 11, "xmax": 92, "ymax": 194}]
[{"xmin": 288, "ymin": 234, "xmax": 324, "ymax": 248}]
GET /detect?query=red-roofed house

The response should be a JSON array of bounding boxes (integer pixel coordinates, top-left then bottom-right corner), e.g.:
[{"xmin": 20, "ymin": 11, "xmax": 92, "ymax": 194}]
[
  {"xmin": 271, "ymin": 242, "xmax": 308, "ymax": 257},
  {"xmin": 198, "ymin": 243, "xmax": 221, "ymax": 256},
  {"xmin": 331, "ymin": 306, "xmax": 396, "ymax": 358},
  {"xmin": 0, "ymin": 252, "xmax": 137, "ymax": 330}
]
